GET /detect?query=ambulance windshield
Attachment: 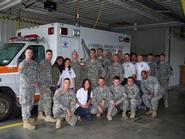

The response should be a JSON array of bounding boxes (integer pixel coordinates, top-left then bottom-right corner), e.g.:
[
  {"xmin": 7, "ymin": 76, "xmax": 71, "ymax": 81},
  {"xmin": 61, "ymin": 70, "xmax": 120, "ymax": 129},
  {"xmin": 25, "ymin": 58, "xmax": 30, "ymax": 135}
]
[{"xmin": 0, "ymin": 43, "xmax": 25, "ymax": 66}]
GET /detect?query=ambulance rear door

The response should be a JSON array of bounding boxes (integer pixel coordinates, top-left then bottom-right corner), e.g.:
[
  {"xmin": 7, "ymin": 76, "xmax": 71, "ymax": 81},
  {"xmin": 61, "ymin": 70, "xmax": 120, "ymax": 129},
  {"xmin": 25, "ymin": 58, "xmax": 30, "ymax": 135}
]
[{"xmin": 60, "ymin": 36, "xmax": 80, "ymax": 59}]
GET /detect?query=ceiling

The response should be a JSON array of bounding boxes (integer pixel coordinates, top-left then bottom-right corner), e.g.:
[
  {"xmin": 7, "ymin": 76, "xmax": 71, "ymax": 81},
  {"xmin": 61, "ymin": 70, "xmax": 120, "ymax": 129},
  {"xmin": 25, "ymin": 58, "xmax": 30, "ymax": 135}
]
[{"xmin": 0, "ymin": 0, "xmax": 185, "ymax": 32}]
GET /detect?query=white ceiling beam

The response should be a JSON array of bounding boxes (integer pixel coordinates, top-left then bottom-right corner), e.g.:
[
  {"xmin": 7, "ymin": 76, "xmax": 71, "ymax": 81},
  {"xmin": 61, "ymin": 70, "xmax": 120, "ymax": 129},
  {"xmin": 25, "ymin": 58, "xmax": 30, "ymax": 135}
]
[
  {"xmin": 0, "ymin": 0, "xmax": 22, "ymax": 11},
  {"xmin": 111, "ymin": 21, "xmax": 184, "ymax": 31}
]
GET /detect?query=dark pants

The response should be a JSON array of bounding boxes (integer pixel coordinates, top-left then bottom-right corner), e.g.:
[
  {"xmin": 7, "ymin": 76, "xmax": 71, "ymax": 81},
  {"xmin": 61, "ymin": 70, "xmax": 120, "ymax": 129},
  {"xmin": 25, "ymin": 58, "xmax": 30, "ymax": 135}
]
[
  {"xmin": 75, "ymin": 107, "xmax": 92, "ymax": 121},
  {"xmin": 136, "ymin": 80, "xmax": 146, "ymax": 110}
]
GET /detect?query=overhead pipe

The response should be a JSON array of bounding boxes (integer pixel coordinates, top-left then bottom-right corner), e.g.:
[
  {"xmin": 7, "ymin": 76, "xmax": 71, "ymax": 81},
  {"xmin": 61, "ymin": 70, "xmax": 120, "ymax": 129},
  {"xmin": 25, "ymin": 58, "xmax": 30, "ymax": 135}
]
[
  {"xmin": 0, "ymin": 0, "xmax": 22, "ymax": 11},
  {"xmin": 93, "ymin": 0, "xmax": 105, "ymax": 28},
  {"xmin": 75, "ymin": 0, "xmax": 80, "ymax": 26},
  {"xmin": 181, "ymin": 0, "xmax": 185, "ymax": 16}
]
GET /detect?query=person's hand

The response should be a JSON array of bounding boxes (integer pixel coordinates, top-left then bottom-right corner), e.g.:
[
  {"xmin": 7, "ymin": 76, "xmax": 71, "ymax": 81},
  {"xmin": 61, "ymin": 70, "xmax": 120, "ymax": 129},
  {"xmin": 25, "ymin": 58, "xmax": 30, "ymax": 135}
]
[
  {"xmin": 66, "ymin": 109, "xmax": 72, "ymax": 119},
  {"xmin": 149, "ymin": 93, "xmax": 154, "ymax": 99},
  {"xmin": 100, "ymin": 100, "xmax": 105, "ymax": 107},
  {"xmin": 98, "ymin": 106, "xmax": 104, "ymax": 113},
  {"xmin": 81, "ymin": 104, "xmax": 88, "ymax": 108},
  {"xmin": 115, "ymin": 101, "xmax": 119, "ymax": 106}
]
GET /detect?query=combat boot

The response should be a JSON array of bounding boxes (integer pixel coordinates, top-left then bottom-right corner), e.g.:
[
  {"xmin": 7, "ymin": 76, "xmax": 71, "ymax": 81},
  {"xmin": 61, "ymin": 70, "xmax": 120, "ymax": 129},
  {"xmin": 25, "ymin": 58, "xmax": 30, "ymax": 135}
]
[
  {"xmin": 23, "ymin": 120, "xmax": 36, "ymax": 130},
  {"xmin": 122, "ymin": 112, "xmax": 128, "ymax": 120},
  {"xmin": 37, "ymin": 112, "xmax": 46, "ymax": 121},
  {"xmin": 107, "ymin": 112, "xmax": 112, "ymax": 121},
  {"xmin": 151, "ymin": 111, "xmax": 157, "ymax": 118},
  {"xmin": 28, "ymin": 118, "xmax": 35, "ymax": 123},
  {"xmin": 56, "ymin": 118, "xmax": 62, "ymax": 129},
  {"xmin": 45, "ymin": 116, "xmax": 56, "ymax": 123},
  {"xmin": 77, "ymin": 115, "xmax": 81, "ymax": 121},
  {"xmin": 96, "ymin": 112, "xmax": 101, "ymax": 117},
  {"xmin": 145, "ymin": 110, "xmax": 153, "ymax": 115},
  {"xmin": 130, "ymin": 112, "xmax": 136, "ymax": 119}
]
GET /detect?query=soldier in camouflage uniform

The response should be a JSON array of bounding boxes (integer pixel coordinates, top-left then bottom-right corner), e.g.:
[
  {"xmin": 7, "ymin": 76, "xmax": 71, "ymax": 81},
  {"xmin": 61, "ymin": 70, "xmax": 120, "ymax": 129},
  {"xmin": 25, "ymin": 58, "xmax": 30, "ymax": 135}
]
[
  {"xmin": 156, "ymin": 53, "xmax": 172, "ymax": 108},
  {"xmin": 106, "ymin": 51, "xmax": 113, "ymax": 63},
  {"xmin": 97, "ymin": 48, "xmax": 111, "ymax": 72},
  {"xmin": 97, "ymin": 48, "xmax": 105, "ymax": 65},
  {"xmin": 108, "ymin": 76, "xmax": 127, "ymax": 120},
  {"xmin": 71, "ymin": 51, "xmax": 82, "ymax": 90},
  {"xmin": 104, "ymin": 57, "xmax": 112, "ymax": 70},
  {"xmin": 91, "ymin": 77, "xmax": 111, "ymax": 118},
  {"xmin": 140, "ymin": 70, "xmax": 163, "ymax": 118},
  {"xmin": 147, "ymin": 53, "xmax": 157, "ymax": 77},
  {"xmin": 53, "ymin": 78, "xmax": 77, "ymax": 129},
  {"xmin": 107, "ymin": 54, "xmax": 124, "ymax": 85},
  {"xmin": 118, "ymin": 50, "xmax": 124, "ymax": 64},
  {"xmin": 84, "ymin": 49, "xmax": 106, "ymax": 88},
  {"xmin": 19, "ymin": 48, "xmax": 38, "ymax": 130},
  {"xmin": 124, "ymin": 77, "xmax": 141, "ymax": 119},
  {"xmin": 37, "ymin": 49, "xmax": 56, "ymax": 123}
]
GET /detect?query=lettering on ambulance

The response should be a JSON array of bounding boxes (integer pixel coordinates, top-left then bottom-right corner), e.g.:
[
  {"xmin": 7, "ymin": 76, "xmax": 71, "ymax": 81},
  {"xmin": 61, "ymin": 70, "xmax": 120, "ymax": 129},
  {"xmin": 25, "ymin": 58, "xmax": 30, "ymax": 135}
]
[{"xmin": 87, "ymin": 43, "xmax": 124, "ymax": 54}]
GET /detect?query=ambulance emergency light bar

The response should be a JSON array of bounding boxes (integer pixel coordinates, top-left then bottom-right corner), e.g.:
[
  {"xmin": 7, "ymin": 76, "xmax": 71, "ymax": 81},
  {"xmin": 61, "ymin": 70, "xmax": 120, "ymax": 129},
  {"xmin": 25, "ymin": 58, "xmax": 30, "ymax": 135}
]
[
  {"xmin": 24, "ymin": 34, "xmax": 40, "ymax": 40},
  {"xmin": 9, "ymin": 34, "xmax": 41, "ymax": 42}
]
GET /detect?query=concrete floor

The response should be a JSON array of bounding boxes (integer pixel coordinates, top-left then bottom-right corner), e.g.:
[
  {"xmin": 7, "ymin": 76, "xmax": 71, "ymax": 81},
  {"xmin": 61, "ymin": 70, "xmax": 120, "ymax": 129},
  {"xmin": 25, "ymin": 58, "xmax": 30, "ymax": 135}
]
[{"xmin": 0, "ymin": 87, "xmax": 185, "ymax": 139}]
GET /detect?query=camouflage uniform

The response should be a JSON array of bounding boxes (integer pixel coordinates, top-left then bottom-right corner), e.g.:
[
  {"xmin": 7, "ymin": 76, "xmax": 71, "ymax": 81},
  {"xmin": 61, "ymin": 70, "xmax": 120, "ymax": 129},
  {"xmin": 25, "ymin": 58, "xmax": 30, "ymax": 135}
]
[
  {"xmin": 53, "ymin": 88, "xmax": 77, "ymax": 126},
  {"xmin": 148, "ymin": 62, "xmax": 157, "ymax": 76},
  {"xmin": 107, "ymin": 63, "xmax": 124, "ymax": 85},
  {"xmin": 108, "ymin": 85, "xmax": 127, "ymax": 116},
  {"xmin": 97, "ymin": 56, "xmax": 105, "ymax": 66},
  {"xmin": 71, "ymin": 60, "xmax": 82, "ymax": 90},
  {"xmin": 91, "ymin": 86, "xmax": 111, "ymax": 114},
  {"xmin": 84, "ymin": 60, "xmax": 106, "ymax": 88},
  {"xmin": 19, "ymin": 59, "xmax": 38, "ymax": 120},
  {"xmin": 124, "ymin": 84, "xmax": 141, "ymax": 113},
  {"xmin": 38, "ymin": 59, "xmax": 53, "ymax": 116},
  {"xmin": 157, "ymin": 62, "xmax": 172, "ymax": 105},
  {"xmin": 140, "ymin": 76, "xmax": 163, "ymax": 111},
  {"xmin": 157, "ymin": 62, "xmax": 172, "ymax": 89},
  {"xmin": 100, "ymin": 57, "xmax": 112, "ymax": 74}
]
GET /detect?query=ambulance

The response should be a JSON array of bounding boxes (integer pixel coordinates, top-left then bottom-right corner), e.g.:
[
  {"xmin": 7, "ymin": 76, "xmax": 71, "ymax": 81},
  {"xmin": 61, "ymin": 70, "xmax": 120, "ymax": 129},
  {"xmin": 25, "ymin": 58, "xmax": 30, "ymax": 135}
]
[{"xmin": 0, "ymin": 23, "xmax": 130, "ymax": 121}]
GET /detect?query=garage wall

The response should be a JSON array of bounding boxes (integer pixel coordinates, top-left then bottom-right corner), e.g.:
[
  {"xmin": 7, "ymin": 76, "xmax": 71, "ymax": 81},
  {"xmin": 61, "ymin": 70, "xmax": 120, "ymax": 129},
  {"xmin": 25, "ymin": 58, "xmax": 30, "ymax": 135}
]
[
  {"xmin": 129, "ymin": 28, "xmax": 167, "ymax": 55},
  {"xmin": 129, "ymin": 27, "xmax": 185, "ymax": 86},
  {"xmin": 0, "ymin": 20, "xmax": 16, "ymax": 43},
  {"xmin": 0, "ymin": 20, "xmax": 38, "ymax": 43},
  {"xmin": 169, "ymin": 33, "xmax": 185, "ymax": 86}
]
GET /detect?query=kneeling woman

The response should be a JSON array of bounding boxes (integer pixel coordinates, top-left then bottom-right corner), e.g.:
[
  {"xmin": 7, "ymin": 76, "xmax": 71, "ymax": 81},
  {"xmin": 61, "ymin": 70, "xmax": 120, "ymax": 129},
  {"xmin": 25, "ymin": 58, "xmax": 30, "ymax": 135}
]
[{"xmin": 75, "ymin": 79, "xmax": 92, "ymax": 121}]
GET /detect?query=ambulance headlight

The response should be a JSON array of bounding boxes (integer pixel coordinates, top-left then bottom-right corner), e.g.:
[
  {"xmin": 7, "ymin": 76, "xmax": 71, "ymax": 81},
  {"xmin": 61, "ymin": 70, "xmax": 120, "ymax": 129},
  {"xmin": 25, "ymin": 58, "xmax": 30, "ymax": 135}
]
[{"xmin": 73, "ymin": 29, "xmax": 80, "ymax": 37}]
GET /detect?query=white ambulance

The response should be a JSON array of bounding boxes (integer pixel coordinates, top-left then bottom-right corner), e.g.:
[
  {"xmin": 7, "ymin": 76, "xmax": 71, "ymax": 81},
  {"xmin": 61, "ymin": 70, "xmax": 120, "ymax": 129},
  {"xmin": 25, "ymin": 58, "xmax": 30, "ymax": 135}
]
[{"xmin": 0, "ymin": 23, "xmax": 130, "ymax": 121}]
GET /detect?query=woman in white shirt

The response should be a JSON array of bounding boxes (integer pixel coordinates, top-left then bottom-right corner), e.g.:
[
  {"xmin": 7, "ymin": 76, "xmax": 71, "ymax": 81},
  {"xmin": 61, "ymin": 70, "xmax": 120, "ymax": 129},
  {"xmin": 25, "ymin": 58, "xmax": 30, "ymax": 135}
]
[
  {"xmin": 58, "ymin": 58, "xmax": 76, "ymax": 89},
  {"xmin": 75, "ymin": 79, "xmax": 92, "ymax": 121}
]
